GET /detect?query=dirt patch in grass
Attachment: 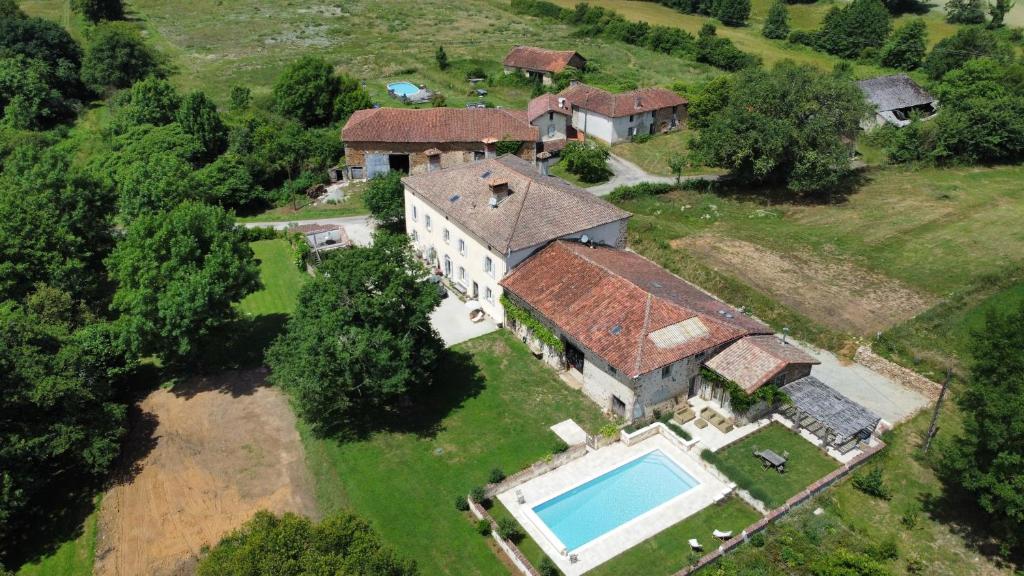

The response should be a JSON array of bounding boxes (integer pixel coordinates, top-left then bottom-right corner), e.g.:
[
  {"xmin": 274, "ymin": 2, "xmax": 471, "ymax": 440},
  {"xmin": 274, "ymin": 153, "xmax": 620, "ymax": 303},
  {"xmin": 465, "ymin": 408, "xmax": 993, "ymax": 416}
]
[
  {"xmin": 93, "ymin": 369, "xmax": 317, "ymax": 576},
  {"xmin": 672, "ymin": 234, "xmax": 937, "ymax": 335}
]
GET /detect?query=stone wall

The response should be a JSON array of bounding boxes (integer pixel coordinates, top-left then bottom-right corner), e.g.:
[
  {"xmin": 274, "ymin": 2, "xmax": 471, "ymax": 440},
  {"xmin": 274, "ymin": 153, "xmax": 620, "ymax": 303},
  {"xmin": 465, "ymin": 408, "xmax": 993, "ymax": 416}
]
[
  {"xmin": 344, "ymin": 140, "xmax": 535, "ymax": 176},
  {"xmin": 467, "ymin": 498, "xmax": 540, "ymax": 576},
  {"xmin": 854, "ymin": 346, "xmax": 942, "ymax": 401},
  {"xmin": 484, "ymin": 444, "xmax": 589, "ymax": 499}
]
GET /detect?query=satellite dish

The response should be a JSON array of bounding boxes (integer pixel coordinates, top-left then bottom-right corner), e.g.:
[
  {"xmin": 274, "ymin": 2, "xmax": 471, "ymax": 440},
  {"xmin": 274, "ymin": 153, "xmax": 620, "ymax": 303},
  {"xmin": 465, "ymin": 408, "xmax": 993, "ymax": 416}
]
[
  {"xmin": 580, "ymin": 234, "xmax": 590, "ymax": 244},
  {"xmin": 488, "ymin": 197, "xmax": 498, "ymax": 208}
]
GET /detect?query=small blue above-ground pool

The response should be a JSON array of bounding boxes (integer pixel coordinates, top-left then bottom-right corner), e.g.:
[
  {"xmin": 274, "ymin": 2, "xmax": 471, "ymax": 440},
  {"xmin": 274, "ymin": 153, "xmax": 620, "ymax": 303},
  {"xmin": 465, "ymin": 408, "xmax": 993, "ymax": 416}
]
[
  {"xmin": 387, "ymin": 81, "xmax": 421, "ymax": 98},
  {"xmin": 532, "ymin": 450, "xmax": 699, "ymax": 551}
]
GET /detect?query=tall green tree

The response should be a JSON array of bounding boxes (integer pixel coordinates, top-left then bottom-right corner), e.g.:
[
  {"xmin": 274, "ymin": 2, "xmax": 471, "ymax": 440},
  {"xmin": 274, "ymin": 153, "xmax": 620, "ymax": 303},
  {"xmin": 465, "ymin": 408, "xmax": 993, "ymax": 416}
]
[
  {"xmin": 267, "ymin": 231, "xmax": 443, "ymax": 437},
  {"xmin": 121, "ymin": 76, "xmax": 180, "ymax": 127},
  {"xmin": 817, "ymin": 0, "xmax": 892, "ymax": 58},
  {"xmin": 273, "ymin": 56, "xmax": 370, "ymax": 126},
  {"xmin": 987, "ymin": 0, "xmax": 1015, "ymax": 27},
  {"xmin": 716, "ymin": 0, "xmax": 751, "ymax": 26},
  {"xmin": 80, "ymin": 22, "xmax": 161, "ymax": 92},
  {"xmin": 71, "ymin": 0, "xmax": 123, "ymax": 22},
  {"xmin": 0, "ymin": 0, "xmax": 25, "ymax": 18},
  {"xmin": 192, "ymin": 153, "xmax": 262, "ymax": 208},
  {"xmin": 941, "ymin": 303, "xmax": 1024, "ymax": 552},
  {"xmin": 762, "ymin": 0, "xmax": 791, "ymax": 39},
  {"xmin": 0, "ymin": 140, "xmax": 116, "ymax": 305},
  {"xmin": 0, "ymin": 297, "xmax": 132, "ymax": 552},
  {"xmin": 879, "ymin": 18, "xmax": 927, "ymax": 70},
  {"xmin": 0, "ymin": 55, "xmax": 75, "ymax": 129},
  {"xmin": 945, "ymin": 0, "xmax": 987, "ymax": 22},
  {"xmin": 107, "ymin": 202, "xmax": 260, "ymax": 365},
  {"xmin": 363, "ymin": 171, "xmax": 406, "ymax": 226},
  {"xmin": 692, "ymin": 60, "xmax": 868, "ymax": 194},
  {"xmin": 197, "ymin": 511, "xmax": 418, "ymax": 576},
  {"xmin": 687, "ymin": 75, "xmax": 732, "ymax": 129},
  {"xmin": 923, "ymin": 26, "xmax": 1013, "ymax": 79},
  {"xmin": 176, "ymin": 90, "xmax": 228, "ymax": 161}
]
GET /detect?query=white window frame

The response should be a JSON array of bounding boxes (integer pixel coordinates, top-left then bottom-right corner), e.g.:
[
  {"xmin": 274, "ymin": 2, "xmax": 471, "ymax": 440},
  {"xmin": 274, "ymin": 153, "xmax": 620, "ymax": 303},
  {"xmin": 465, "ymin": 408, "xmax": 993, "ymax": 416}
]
[
  {"xmin": 443, "ymin": 228, "xmax": 450, "ymax": 244},
  {"xmin": 458, "ymin": 238, "xmax": 466, "ymax": 256},
  {"xmin": 425, "ymin": 214, "xmax": 432, "ymax": 231},
  {"xmin": 485, "ymin": 287, "xmax": 494, "ymax": 303},
  {"xmin": 457, "ymin": 266, "xmax": 466, "ymax": 283},
  {"xmin": 412, "ymin": 205, "xmax": 418, "ymax": 222},
  {"xmin": 483, "ymin": 256, "xmax": 494, "ymax": 278}
]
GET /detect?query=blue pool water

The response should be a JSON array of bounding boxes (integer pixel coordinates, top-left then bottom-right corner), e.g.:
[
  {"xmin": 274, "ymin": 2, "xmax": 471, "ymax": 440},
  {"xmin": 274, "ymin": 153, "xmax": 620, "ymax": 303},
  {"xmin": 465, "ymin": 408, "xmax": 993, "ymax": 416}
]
[
  {"xmin": 533, "ymin": 450, "xmax": 698, "ymax": 551},
  {"xmin": 388, "ymin": 82, "xmax": 421, "ymax": 97}
]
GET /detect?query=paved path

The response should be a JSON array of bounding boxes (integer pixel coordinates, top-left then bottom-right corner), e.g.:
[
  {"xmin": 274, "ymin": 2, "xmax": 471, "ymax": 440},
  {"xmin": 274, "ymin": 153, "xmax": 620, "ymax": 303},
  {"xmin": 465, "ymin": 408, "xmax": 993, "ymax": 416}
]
[
  {"xmin": 242, "ymin": 215, "xmax": 375, "ymax": 246},
  {"xmin": 588, "ymin": 154, "xmax": 720, "ymax": 196},
  {"xmin": 430, "ymin": 290, "xmax": 497, "ymax": 347}
]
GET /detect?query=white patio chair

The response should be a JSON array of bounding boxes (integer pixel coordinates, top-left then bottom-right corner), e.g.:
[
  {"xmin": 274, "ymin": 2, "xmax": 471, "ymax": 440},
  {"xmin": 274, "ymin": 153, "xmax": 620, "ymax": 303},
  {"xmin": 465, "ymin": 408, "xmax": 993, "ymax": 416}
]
[
  {"xmin": 713, "ymin": 529, "xmax": 733, "ymax": 539},
  {"xmin": 689, "ymin": 538, "xmax": 703, "ymax": 551}
]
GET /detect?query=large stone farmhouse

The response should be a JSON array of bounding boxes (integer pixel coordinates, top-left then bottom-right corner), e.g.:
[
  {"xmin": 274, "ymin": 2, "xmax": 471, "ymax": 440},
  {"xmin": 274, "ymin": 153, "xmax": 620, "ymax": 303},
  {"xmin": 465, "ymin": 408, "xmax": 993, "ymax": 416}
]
[
  {"xmin": 856, "ymin": 74, "xmax": 937, "ymax": 129},
  {"xmin": 340, "ymin": 107, "xmax": 539, "ymax": 179},
  {"xmin": 501, "ymin": 241, "xmax": 817, "ymax": 422},
  {"xmin": 557, "ymin": 82, "xmax": 687, "ymax": 144},
  {"xmin": 402, "ymin": 155, "xmax": 630, "ymax": 320},
  {"xmin": 502, "ymin": 46, "xmax": 586, "ymax": 85}
]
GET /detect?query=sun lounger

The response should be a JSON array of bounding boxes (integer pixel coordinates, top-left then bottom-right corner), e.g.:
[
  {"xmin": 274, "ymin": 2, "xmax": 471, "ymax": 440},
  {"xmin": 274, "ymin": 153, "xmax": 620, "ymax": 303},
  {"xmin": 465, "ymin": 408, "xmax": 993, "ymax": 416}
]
[
  {"xmin": 689, "ymin": 538, "xmax": 703, "ymax": 550},
  {"xmin": 713, "ymin": 529, "xmax": 733, "ymax": 540}
]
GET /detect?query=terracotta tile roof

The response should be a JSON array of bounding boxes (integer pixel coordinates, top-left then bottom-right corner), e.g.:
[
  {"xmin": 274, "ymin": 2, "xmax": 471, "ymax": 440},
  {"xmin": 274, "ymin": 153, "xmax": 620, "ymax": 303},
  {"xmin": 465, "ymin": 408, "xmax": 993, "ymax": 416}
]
[
  {"xmin": 527, "ymin": 94, "xmax": 571, "ymax": 122},
  {"xmin": 500, "ymin": 241, "xmax": 771, "ymax": 377},
  {"xmin": 503, "ymin": 46, "xmax": 583, "ymax": 74},
  {"xmin": 856, "ymin": 74, "xmax": 935, "ymax": 113},
  {"xmin": 705, "ymin": 335, "xmax": 819, "ymax": 394},
  {"xmin": 342, "ymin": 107, "xmax": 538, "ymax": 143},
  {"xmin": 402, "ymin": 156, "xmax": 629, "ymax": 253},
  {"xmin": 558, "ymin": 83, "xmax": 687, "ymax": 118}
]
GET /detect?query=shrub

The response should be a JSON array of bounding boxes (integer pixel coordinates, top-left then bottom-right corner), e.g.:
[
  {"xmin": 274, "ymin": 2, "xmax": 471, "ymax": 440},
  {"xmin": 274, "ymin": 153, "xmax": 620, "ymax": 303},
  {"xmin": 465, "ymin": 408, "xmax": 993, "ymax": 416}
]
[
  {"xmin": 475, "ymin": 519, "xmax": 491, "ymax": 535},
  {"xmin": 631, "ymin": 132, "xmax": 653, "ymax": 144},
  {"xmin": 750, "ymin": 531, "xmax": 766, "ymax": 547},
  {"xmin": 470, "ymin": 485, "xmax": 487, "ymax": 504},
  {"xmin": 816, "ymin": 0, "xmax": 891, "ymax": 59},
  {"xmin": 599, "ymin": 422, "xmax": 620, "ymax": 438},
  {"xmin": 551, "ymin": 438, "xmax": 569, "ymax": 453},
  {"xmin": 852, "ymin": 467, "xmax": 892, "ymax": 500},
  {"xmin": 762, "ymin": 0, "xmax": 791, "ymax": 39},
  {"xmin": 465, "ymin": 66, "xmax": 487, "ymax": 80},
  {"xmin": 496, "ymin": 517, "xmax": 523, "ymax": 543},
  {"xmin": 666, "ymin": 421, "xmax": 692, "ymax": 440},
  {"xmin": 880, "ymin": 18, "xmax": 927, "ymax": 70},
  {"xmin": 787, "ymin": 30, "xmax": 818, "ymax": 46},
  {"xmin": 901, "ymin": 506, "xmax": 920, "ymax": 528},
  {"xmin": 539, "ymin": 557, "xmax": 561, "ymax": 576},
  {"xmin": 561, "ymin": 141, "xmax": 611, "ymax": 183},
  {"xmin": 455, "ymin": 494, "xmax": 470, "ymax": 511},
  {"xmin": 870, "ymin": 536, "xmax": 900, "ymax": 560},
  {"xmin": 607, "ymin": 182, "xmax": 674, "ymax": 202},
  {"xmin": 696, "ymin": 24, "xmax": 761, "ymax": 70},
  {"xmin": 488, "ymin": 468, "xmax": 506, "ymax": 484}
]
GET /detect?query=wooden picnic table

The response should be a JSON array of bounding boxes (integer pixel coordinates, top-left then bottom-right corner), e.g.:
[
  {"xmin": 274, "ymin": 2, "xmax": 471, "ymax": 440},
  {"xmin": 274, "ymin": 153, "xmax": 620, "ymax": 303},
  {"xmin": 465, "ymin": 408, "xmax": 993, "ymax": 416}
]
[{"xmin": 755, "ymin": 449, "xmax": 787, "ymax": 471}]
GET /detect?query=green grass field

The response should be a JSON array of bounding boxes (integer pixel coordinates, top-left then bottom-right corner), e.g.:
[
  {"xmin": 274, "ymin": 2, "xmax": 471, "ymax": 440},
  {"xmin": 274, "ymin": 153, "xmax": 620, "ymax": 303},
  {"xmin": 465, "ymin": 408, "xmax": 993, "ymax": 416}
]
[
  {"xmin": 237, "ymin": 239, "xmax": 309, "ymax": 316},
  {"xmin": 236, "ymin": 183, "xmax": 369, "ymax": 222},
  {"xmin": 705, "ymin": 424, "xmax": 839, "ymax": 508},
  {"xmin": 548, "ymin": 160, "xmax": 604, "ymax": 187},
  {"xmin": 301, "ymin": 331, "xmax": 609, "ymax": 576},
  {"xmin": 587, "ymin": 496, "xmax": 760, "ymax": 576},
  {"xmin": 611, "ymin": 129, "xmax": 727, "ymax": 176}
]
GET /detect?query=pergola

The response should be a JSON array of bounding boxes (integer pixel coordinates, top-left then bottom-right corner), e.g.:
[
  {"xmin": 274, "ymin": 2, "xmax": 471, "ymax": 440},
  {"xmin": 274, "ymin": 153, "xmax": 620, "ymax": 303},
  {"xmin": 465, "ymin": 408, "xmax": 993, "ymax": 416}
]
[{"xmin": 780, "ymin": 376, "xmax": 880, "ymax": 453}]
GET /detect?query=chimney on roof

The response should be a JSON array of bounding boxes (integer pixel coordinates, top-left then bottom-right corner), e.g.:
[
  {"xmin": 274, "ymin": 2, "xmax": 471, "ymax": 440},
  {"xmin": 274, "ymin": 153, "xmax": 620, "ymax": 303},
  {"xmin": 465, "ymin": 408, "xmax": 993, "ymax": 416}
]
[
  {"xmin": 635, "ymin": 95, "xmax": 642, "ymax": 109},
  {"xmin": 557, "ymin": 97, "xmax": 567, "ymax": 109},
  {"xmin": 482, "ymin": 137, "xmax": 498, "ymax": 159},
  {"xmin": 569, "ymin": 79, "xmax": 580, "ymax": 86},
  {"xmin": 425, "ymin": 148, "xmax": 442, "ymax": 172},
  {"xmin": 536, "ymin": 151, "xmax": 551, "ymax": 176},
  {"xmin": 487, "ymin": 177, "xmax": 509, "ymax": 205}
]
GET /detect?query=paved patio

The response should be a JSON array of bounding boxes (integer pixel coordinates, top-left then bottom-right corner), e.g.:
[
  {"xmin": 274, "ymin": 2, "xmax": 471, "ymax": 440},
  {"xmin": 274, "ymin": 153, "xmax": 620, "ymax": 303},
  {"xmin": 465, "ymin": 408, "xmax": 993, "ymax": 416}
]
[
  {"xmin": 498, "ymin": 435, "xmax": 729, "ymax": 576},
  {"xmin": 785, "ymin": 338, "xmax": 929, "ymax": 424},
  {"xmin": 550, "ymin": 419, "xmax": 587, "ymax": 446},
  {"xmin": 429, "ymin": 290, "xmax": 497, "ymax": 347}
]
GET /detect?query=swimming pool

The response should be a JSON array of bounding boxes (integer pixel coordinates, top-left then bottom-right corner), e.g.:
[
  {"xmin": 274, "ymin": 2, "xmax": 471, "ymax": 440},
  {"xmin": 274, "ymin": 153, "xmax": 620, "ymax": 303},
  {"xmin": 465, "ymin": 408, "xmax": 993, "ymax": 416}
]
[
  {"xmin": 532, "ymin": 450, "xmax": 699, "ymax": 551},
  {"xmin": 387, "ymin": 81, "xmax": 421, "ymax": 97}
]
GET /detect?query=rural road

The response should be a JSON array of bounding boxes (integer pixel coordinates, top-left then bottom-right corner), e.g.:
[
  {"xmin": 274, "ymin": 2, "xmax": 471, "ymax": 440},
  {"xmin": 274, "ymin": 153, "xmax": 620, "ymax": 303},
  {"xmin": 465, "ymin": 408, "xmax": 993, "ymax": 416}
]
[
  {"xmin": 588, "ymin": 154, "xmax": 720, "ymax": 196},
  {"xmin": 242, "ymin": 215, "xmax": 375, "ymax": 246}
]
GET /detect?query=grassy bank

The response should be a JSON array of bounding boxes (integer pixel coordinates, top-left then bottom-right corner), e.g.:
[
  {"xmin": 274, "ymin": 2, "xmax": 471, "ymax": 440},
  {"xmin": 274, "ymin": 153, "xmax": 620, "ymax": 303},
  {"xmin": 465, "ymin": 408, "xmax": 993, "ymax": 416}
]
[{"xmin": 15, "ymin": 500, "xmax": 99, "ymax": 576}]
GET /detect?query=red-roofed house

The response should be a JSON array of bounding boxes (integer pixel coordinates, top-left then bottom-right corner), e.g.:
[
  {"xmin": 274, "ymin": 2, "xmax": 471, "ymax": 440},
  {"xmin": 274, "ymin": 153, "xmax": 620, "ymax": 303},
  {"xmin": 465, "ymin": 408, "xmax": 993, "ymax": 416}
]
[
  {"xmin": 503, "ymin": 46, "xmax": 586, "ymax": 85},
  {"xmin": 340, "ymin": 107, "xmax": 540, "ymax": 179},
  {"xmin": 500, "ymin": 240, "xmax": 774, "ymax": 421},
  {"xmin": 558, "ymin": 82, "xmax": 687, "ymax": 143}
]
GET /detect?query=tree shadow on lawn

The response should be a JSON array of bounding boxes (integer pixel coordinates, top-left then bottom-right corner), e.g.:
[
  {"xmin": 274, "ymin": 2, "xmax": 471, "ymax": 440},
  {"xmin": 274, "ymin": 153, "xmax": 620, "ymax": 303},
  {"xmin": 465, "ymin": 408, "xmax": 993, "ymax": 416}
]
[
  {"xmin": 921, "ymin": 483, "xmax": 1024, "ymax": 568},
  {"xmin": 709, "ymin": 168, "xmax": 870, "ymax": 207},
  {"xmin": 348, "ymin": 348, "xmax": 486, "ymax": 440}
]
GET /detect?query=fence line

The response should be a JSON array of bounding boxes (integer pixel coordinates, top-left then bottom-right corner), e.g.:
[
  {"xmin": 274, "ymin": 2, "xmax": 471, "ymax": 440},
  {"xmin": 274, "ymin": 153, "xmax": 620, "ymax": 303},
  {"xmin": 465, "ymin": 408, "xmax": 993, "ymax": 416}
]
[{"xmin": 467, "ymin": 498, "xmax": 540, "ymax": 576}]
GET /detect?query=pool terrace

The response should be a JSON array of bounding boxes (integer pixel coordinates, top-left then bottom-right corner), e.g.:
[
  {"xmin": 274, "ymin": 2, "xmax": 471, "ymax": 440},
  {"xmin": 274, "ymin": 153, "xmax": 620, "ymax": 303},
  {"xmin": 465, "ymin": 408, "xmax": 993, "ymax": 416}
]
[{"xmin": 497, "ymin": 432, "xmax": 732, "ymax": 576}]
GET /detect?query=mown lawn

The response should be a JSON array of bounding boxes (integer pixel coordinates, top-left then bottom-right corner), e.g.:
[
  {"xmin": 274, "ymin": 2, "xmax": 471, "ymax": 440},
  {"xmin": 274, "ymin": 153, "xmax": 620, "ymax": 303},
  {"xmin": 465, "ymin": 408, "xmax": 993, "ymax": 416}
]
[
  {"xmin": 301, "ymin": 331, "xmax": 610, "ymax": 576},
  {"xmin": 15, "ymin": 500, "xmax": 99, "ymax": 576},
  {"xmin": 548, "ymin": 160, "xmax": 603, "ymax": 188},
  {"xmin": 704, "ymin": 424, "xmax": 839, "ymax": 508},
  {"xmin": 237, "ymin": 239, "xmax": 308, "ymax": 317},
  {"xmin": 611, "ymin": 130, "xmax": 726, "ymax": 177},
  {"xmin": 588, "ymin": 496, "xmax": 760, "ymax": 576}
]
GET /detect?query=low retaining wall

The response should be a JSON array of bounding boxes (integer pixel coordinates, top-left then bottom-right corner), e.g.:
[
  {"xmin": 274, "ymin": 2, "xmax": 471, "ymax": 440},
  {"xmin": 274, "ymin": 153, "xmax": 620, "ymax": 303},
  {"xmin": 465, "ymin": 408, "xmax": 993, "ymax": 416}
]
[
  {"xmin": 468, "ymin": 498, "xmax": 540, "ymax": 576},
  {"xmin": 484, "ymin": 444, "xmax": 589, "ymax": 499},
  {"xmin": 854, "ymin": 346, "xmax": 942, "ymax": 401},
  {"xmin": 669, "ymin": 439, "xmax": 887, "ymax": 575}
]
